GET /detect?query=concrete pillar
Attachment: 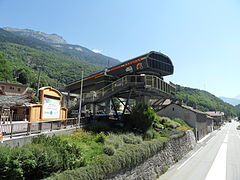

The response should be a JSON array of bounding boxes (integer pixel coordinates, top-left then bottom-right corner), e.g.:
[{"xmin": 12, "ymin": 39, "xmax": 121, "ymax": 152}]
[
  {"xmin": 82, "ymin": 105, "xmax": 86, "ymax": 113},
  {"xmin": 66, "ymin": 91, "xmax": 70, "ymax": 109},
  {"xmin": 90, "ymin": 104, "xmax": 97, "ymax": 115},
  {"xmin": 93, "ymin": 104, "xmax": 97, "ymax": 116},
  {"xmin": 105, "ymin": 99, "xmax": 111, "ymax": 114}
]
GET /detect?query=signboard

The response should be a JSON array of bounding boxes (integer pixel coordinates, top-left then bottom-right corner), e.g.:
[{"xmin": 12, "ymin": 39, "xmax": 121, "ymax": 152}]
[{"xmin": 42, "ymin": 98, "xmax": 60, "ymax": 119}]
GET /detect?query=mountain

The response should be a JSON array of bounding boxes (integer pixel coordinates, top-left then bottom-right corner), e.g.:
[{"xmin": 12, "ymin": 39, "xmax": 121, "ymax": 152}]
[
  {"xmin": 236, "ymin": 104, "xmax": 240, "ymax": 109},
  {"xmin": 3, "ymin": 27, "xmax": 67, "ymax": 44},
  {"xmin": 219, "ymin": 96, "xmax": 240, "ymax": 106},
  {"xmin": 3, "ymin": 27, "xmax": 119, "ymax": 67},
  {"xmin": 0, "ymin": 27, "xmax": 120, "ymax": 89},
  {"xmin": 176, "ymin": 85, "xmax": 240, "ymax": 117}
]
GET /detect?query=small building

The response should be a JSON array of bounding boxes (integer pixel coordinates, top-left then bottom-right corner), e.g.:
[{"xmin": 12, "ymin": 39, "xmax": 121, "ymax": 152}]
[
  {"xmin": 205, "ymin": 111, "xmax": 224, "ymax": 126},
  {"xmin": 28, "ymin": 87, "xmax": 68, "ymax": 121},
  {"xmin": 158, "ymin": 103, "xmax": 213, "ymax": 141},
  {"xmin": 0, "ymin": 82, "xmax": 29, "ymax": 95},
  {"xmin": 0, "ymin": 94, "xmax": 33, "ymax": 123},
  {"xmin": 0, "ymin": 87, "xmax": 68, "ymax": 122}
]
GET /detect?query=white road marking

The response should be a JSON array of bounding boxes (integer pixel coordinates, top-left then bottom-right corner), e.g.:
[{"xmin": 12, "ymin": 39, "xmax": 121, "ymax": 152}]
[
  {"xmin": 235, "ymin": 129, "xmax": 240, "ymax": 139},
  {"xmin": 224, "ymin": 134, "xmax": 228, "ymax": 143},
  {"xmin": 177, "ymin": 146, "xmax": 203, "ymax": 170},
  {"xmin": 205, "ymin": 134, "xmax": 228, "ymax": 180},
  {"xmin": 205, "ymin": 137, "xmax": 213, "ymax": 144}
]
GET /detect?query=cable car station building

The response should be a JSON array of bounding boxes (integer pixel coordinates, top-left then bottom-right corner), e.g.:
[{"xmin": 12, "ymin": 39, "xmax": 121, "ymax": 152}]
[{"xmin": 65, "ymin": 51, "xmax": 176, "ymax": 117}]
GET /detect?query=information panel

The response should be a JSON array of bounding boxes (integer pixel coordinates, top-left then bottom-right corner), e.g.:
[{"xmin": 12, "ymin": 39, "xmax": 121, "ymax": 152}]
[{"xmin": 42, "ymin": 98, "xmax": 61, "ymax": 119}]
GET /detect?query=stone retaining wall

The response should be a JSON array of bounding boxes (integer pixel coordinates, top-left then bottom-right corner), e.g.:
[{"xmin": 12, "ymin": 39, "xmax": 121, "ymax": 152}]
[{"xmin": 106, "ymin": 130, "xmax": 196, "ymax": 180}]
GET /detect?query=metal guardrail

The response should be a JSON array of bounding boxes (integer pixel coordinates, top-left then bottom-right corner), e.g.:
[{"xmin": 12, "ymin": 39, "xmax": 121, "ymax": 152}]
[
  {"xmin": 82, "ymin": 75, "xmax": 176, "ymax": 103},
  {"xmin": 0, "ymin": 118, "xmax": 84, "ymax": 139}
]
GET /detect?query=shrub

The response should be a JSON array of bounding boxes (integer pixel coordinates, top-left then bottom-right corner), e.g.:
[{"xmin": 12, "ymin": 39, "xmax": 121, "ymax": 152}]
[
  {"xmin": 23, "ymin": 144, "xmax": 62, "ymax": 179},
  {"xmin": 129, "ymin": 104, "xmax": 155, "ymax": 132},
  {"xmin": 153, "ymin": 123, "xmax": 164, "ymax": 130},
  {"xmin": 94, "ymin": 132, "xmax": 106, "ymax": 143},
  {"xmin": 104, "ymin": 133, "xmax": 124, "ymax": 149},
  {"xmin": 121, "ymin": 133, "xmax": 142, "ymax": 144},
  {"xmin": 103, "ymin": 145, "xmax": 115, "ymax": 156},
  {"xmin": 32, "ymin": 135, "xmax": 85, "ymax": 170},
  {"xmin": 173, "ymin": 118, "xmax": 190, "ymax": 128},
  {"xmin": 0, "ymin": 143, "xmax": 64, "ymax": 180},
  {"xmin": 143, "ymin": 129, "xmax": 160, "ymax": 140},
  {"xmin": 0, "ymin": 146, "xmax": 11, "ymax": 179},
  {"xmin": 157, "ymin": 116, "xmax": 181, "ymax": 129},
  {"xmin": 49, "ymin": 137, "xmax": 169, "ymax": 180}
]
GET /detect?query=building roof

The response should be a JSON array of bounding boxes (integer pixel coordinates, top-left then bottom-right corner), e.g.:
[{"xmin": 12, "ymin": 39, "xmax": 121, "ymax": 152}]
[
  {"xmin": 160, "ymin": 103, "xmax": 206, "ymax": 115},
  {"xmin": 0, "ymin": 95, "xmax": 33, "ymax": 107},
  {"xmin": 181, "ymin": 105, "xmax": 206, "ymax": 115},
  {"xmin": 0, "ymin": 81, "xmax": 28, "ymax": 88},
  {"xmin": 206, "ymin": 111, "xmax": 224, "ymax": 117}
]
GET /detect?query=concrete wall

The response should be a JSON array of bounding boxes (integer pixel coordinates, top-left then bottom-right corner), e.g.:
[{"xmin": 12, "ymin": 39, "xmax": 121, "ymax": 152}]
[
  {"xmin": 106, "ymin": 130, "xmax": 196, "ymax": 180},
  {"xmin": 0, "ymin": 128, "xmax": 76, "ymax": 147}
]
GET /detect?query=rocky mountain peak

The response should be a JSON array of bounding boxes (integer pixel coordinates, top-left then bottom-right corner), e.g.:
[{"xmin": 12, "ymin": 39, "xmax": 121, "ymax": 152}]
[{"xmin": 3, "ymin": 27, "xmax": 67, "ymax": 44}]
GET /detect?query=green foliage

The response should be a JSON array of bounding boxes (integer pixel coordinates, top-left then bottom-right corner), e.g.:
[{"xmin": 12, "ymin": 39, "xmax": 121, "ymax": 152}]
[
  {"xmin": 0, "ymin": 28, "xmax": 118, "ymax": 88},
  {"xmin": 0, "ymin": 140, "xmax": 82, "ymax": 180},
  {"xmin": 32, "ymin": 135, "xmax": 85, "ymax": 170},
  {"xmin": 104, "ymin": 133, "xmax": 124, "ymax": 149},
  {"xmin": 121, "ymin": 133, "xmax": 142, "ymax": 144},
  {"xmin": 48, "ymin": 137, "xmax": 170, "ymax": 180},
  {"xmin": 129, "ymin": 104, "xmax": 155, "ymax": 132},
  {"xmin": 173, "ymin": 118, "xmax": 190, "ymax": 128},
  {"xmin": 143, "ymin": 129, "xmax": 160, "ymax": 140},
  {"xmin": 176, "ymin": 85, "xmax": 240, "ymax": 118},
  {"xmin": 237, "ymin": 125, "xmax": 240, "ymax": 130},
  {"xmin": 0, "ymin": 53, "xmax": 14, "ymax": 81},
  {"xmin": 157, "ymin": 116, "xmax": 181, "ymax": 129},
  {"xmin": 94, "ymin": 132, "xmax": 106, "ymax": 143},
  {"xmin": 103, "ymin": 145, "xmax": 115, "ymax": 156},
  {"xmin": 60, "ymin": 129, "xmax": 104, "ymax": 165}
]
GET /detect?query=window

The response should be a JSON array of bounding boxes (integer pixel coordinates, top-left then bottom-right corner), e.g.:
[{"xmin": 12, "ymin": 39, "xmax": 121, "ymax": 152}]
[
  {"xmin": 172, "ymin": 107, "xmax": 175, "ymax": 111},
  {"xmin": 1, "ymin": 86, "xmax": 4, "ymax": 90},
  {"xmin": 10, "ymin": 86, "xmax": 14, "ymax": 90},
  {"xmin": 18, "ymin": 88, "xmax": 21, "ymax": 92}
]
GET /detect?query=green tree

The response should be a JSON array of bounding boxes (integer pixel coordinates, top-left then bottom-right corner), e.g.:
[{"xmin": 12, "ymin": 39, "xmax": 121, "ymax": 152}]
[
  {"xmin": 129, "ymin": 103, "xmax": 155, "ymax": 132},
  {"xmin": 0, "ymin": 54, "xmax": 13, "ymax": 81}
]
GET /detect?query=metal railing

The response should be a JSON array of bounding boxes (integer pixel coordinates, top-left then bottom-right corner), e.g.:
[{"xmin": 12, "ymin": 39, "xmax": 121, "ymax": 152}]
[
  {"xmin": 0, "ymin": 118, "xmax": 83, "ymax": 139},
  {"xmin": 82, "ymin": 75, "xmax": 176, "ymax": 103}
]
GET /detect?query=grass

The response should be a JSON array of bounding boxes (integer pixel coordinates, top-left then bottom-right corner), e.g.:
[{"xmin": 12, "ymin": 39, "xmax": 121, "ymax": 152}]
[{"xmin": 59, "ymin": 129, "xmax": 104, "ymax": 165}]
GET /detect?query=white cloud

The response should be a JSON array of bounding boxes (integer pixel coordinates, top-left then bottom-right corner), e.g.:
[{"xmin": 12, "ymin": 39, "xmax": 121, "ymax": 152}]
[{"xmin": 92, "ymin": 49, "xmax": 103, "ymax": 53}]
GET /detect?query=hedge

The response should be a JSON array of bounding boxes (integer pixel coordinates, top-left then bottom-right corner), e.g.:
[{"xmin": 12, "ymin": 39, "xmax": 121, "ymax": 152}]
[
  {"xmin": 0, "ymin": 135, "xmax": 85, "ymax": 180},
  {"xmin": 47, "ymin": 136, "xmax": 173, "ymax": 180}
]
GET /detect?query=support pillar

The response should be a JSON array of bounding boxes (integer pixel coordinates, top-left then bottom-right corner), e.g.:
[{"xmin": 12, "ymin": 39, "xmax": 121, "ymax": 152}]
[{"xmin": 105, "ymin": 99, "xmax": 111, "ymax": 114}]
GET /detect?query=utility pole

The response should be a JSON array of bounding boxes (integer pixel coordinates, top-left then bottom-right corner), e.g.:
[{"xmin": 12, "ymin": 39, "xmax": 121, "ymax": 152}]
[{"xmin": 78, "ymin": 71, "xmax": 84, "ymax": 127}]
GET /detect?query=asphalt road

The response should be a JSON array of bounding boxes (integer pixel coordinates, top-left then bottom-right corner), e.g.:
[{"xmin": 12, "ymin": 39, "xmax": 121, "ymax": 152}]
[{"xmin": 159, "ymin": 120, "xmax": 240, "ymax": 180}]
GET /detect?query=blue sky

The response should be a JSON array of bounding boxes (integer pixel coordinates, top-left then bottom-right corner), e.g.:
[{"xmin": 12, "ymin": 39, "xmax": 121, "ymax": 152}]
[{"xmin": 0, "ymin": 0, "xmax": 240, "ymax": 98}]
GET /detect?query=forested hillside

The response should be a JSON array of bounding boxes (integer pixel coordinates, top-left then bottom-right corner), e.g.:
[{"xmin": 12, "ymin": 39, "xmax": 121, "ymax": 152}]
[
  {"xmin": 0, "ymin": 28, "xmax": 119, "ymax": 89},
  {"xmin": 176, "ymin": 85, "xmax": 240, "ymax": 117}
]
